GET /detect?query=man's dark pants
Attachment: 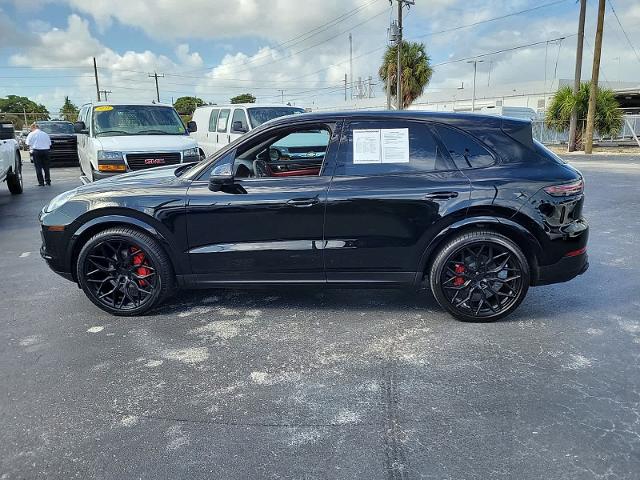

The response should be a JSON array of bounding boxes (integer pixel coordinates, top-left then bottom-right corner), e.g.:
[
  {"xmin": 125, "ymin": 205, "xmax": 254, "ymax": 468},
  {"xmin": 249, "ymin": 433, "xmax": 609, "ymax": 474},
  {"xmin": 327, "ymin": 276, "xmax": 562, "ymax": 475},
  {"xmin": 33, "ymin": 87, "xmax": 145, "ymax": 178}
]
[{"xmin": 32, "ymin": 149, "xmax": 51, "ymax": 185}]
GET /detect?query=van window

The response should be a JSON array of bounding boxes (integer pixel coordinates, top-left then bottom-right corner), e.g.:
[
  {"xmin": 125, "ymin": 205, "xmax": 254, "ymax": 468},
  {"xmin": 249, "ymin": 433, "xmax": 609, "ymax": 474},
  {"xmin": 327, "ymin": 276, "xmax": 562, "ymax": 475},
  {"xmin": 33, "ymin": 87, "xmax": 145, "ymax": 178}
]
[
  {"xmin": 230, "ymin": 109, "xmax": 249, "ymax": 133},
  {"xmin": 433, "ymin": 124, "xmax": 495, "ymax": 169},
  {"xmin": 208, "ymin": 109, "xmax": 219, "ymax": 132},
  {"xmin": 335, "ymin": 120, "xmax": 451, "ymax": 176},
  {"xmin": 217, "ymin": 109, "xmax": 230, "ymax": 133}
]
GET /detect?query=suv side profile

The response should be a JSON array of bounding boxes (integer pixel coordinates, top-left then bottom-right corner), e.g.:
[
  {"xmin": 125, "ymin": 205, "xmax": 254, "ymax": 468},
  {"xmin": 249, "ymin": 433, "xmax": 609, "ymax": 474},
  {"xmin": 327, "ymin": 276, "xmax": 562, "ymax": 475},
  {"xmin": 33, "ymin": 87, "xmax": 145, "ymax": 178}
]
[{"xmin": 40, "ymin": 111, "xmax": 588, "ymax": 322}]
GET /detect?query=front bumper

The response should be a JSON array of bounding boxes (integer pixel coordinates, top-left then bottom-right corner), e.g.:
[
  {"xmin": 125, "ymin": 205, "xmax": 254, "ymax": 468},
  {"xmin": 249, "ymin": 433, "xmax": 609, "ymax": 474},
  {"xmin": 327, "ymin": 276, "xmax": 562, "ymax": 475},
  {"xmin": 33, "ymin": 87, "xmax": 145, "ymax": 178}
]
[{"xmin": 40, "ymin": 242, "xmax": 74, "ymax": 282}]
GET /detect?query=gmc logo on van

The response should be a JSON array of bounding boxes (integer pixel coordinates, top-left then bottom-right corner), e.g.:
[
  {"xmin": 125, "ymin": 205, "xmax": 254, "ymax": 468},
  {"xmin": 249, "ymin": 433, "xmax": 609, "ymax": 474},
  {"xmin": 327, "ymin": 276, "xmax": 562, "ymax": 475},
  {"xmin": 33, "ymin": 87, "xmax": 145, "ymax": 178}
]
[{"xmin": 144, "ymin": 158, "xmax": 165, "ymax": 165}]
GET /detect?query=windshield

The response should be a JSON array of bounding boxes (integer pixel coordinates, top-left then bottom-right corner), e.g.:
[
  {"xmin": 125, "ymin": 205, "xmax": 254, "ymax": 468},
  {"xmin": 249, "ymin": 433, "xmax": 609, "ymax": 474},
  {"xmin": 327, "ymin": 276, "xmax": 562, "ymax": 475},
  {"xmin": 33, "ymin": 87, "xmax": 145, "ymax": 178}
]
[
  {"xmin": 247, "ymin": 107, "xmax": 304, "ymax": 128},
  {"xmin": 38, "ymin": 122, "xmax": 74, "ymax": 134},
  {"xmin": 92, "ymin": 105, "xmax": 187, "ymax": 137}
]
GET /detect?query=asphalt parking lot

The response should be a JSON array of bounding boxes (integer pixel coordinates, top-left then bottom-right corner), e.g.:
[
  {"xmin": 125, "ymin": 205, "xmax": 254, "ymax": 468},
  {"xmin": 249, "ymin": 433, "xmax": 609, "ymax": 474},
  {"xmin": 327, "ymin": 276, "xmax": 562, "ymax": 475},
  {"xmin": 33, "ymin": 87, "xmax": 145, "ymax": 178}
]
[{"xmin": 1, "ymin": 151, "xmax": 639, "ymax": 479}]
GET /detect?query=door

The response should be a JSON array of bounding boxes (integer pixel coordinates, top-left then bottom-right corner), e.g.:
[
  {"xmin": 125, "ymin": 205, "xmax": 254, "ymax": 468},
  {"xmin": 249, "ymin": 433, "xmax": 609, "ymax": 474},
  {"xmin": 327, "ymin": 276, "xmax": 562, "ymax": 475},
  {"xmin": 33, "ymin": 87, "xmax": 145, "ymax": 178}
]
[
  {"xmin": 185, "ymin": 121, "xmax": 338, "ymax": 284},
  {"xmin": 202, "ymin": 108, "xmax": 219, "ymax": 157},
  {"xmin": 215, "ymin": 108, "xmax": 231, "ymax": 151},
  {"xmin": 76, "ymin": 106, "xmax": 91, "ymax": 175},
  {"xmin": 229, "ymin": 108, "xmax": 250, "ymax": 143},
  {"xmin": 323, "ymin": 119, "xmax": 472, "ymax": 285}
]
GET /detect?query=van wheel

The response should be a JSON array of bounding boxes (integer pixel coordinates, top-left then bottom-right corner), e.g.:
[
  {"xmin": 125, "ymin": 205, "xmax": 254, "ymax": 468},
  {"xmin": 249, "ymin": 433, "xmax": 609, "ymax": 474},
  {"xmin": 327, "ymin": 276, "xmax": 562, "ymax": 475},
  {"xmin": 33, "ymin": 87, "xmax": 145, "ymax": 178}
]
[
  {"xmin": 7, "ymin": 152, "xmax": 23, "ymax": 194},
  {"xmin": 429, "ymin": 230, "xmax": 530, "ymax": 322},
  {"xmin": 76, "ymin": 227, "xmax": 175, "ymax": 316}
]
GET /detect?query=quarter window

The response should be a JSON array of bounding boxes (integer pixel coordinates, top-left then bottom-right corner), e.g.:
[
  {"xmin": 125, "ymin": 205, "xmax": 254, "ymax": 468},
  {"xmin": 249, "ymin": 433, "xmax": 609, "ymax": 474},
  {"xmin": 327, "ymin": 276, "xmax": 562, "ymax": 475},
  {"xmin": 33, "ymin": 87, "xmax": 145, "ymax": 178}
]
[
  {"xmin": 217, "ymin": 109, "xmax": 230, "ymax": 133},
  {"xmin": 433, "ymin": 124, "xmax": 495, "ymax": 169},
  {"xmin": 335, "ymin": 121, "xmax": 450, "ymax": 176},
  {"xmin": 208, "ymin": 109, "xmax": 220, "ymax": 132}
]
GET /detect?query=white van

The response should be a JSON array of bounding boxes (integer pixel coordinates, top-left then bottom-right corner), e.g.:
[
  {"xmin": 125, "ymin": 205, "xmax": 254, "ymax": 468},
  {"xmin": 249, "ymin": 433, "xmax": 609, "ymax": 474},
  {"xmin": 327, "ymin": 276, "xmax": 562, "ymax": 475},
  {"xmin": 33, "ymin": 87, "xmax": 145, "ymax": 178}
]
[
  {"xmin": 75, "ymin": 102, "xmax": 200, "ymax": 182},
  {"xmin": 190, "ymin": 104, "xmax": 304, "ymax": 158}
]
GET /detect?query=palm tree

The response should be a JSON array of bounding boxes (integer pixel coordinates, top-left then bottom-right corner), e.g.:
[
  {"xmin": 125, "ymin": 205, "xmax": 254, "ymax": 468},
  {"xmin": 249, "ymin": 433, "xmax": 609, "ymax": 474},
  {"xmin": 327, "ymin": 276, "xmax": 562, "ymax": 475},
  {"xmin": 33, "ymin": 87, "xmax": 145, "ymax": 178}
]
[
  {"xmin": 379, "ymin": 41, "xmax": 432, "ymax": 109},
  {"xmin": 546, "ymin": 82, "xmax": 623, "ymax": 147}
]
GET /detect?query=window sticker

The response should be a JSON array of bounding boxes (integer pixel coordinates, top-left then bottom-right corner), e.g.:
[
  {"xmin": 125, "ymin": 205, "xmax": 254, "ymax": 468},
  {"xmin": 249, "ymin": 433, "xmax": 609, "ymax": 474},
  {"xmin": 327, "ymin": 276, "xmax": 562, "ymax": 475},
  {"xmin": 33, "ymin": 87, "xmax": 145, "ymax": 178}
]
[
  {"xmin": 353, "ymin": 129, "xmax": 381, "ymax": 164},
  {"xmin": 352, "ymin": 128, "xmax": 410, "ymax": 164},
  {"xmin": 381, "ymin": 128, "xmax": 409, "ymax": 163},
  {"xmin": 94, "ymin": 105, "xmax": 114, "ymax": 112}
]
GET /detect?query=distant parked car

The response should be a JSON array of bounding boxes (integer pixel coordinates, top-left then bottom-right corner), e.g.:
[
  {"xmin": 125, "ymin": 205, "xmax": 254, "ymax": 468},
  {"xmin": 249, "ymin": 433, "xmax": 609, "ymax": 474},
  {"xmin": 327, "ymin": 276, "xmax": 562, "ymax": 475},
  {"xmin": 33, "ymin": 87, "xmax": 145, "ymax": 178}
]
[
  {"xmin": 190, "ymin": 104, "xmax": 304, "ymax": 158},
  {"xmin": 40, "ymin": 111, "xmax": 588, "ymax": 321},
  {"xmin": 74, "ymin": 102, "xmax": 199, "ymax": 182},
  {"xmin": 0, "ymin": 123, "xmax": 23, "ymax": 194},
  {"xmin": 37, "ymin": 121, "xmax": 79, "ymax": 167}
]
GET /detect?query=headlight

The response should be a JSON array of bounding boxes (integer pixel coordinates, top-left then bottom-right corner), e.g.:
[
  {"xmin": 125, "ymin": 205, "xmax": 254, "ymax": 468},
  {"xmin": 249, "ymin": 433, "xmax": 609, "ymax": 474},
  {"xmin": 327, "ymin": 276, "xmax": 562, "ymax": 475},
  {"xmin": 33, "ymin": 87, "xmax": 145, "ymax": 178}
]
[
  {"xmin": 183, "ymin": 147, "xmax": 200, "ymax": 158},
  {"xmin": 97, "ymin": 150, "xmax": 123, "ymax": 161},
  {"xmin": 44, "ymin": 189, "xmax": 77, "ymax": 213}
]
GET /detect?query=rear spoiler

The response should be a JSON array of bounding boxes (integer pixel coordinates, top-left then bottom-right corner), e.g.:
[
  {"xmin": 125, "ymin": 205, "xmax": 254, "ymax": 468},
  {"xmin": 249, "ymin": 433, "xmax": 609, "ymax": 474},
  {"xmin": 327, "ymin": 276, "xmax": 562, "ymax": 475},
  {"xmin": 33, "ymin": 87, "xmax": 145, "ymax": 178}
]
[{"xmin": 501, "ymin": 118, "xmax": 534, "ymax": 150}]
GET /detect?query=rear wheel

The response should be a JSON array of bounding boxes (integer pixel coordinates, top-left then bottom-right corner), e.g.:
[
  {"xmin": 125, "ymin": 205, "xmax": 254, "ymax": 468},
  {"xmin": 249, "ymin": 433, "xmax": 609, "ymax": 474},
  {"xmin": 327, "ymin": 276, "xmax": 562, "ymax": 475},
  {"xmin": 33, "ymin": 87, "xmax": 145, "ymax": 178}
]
[
  {"xmin": 429, "ymin": 230, "xmax": 530, "ymax": 322},
  {"xmin": 76, "ymin": 227, "xmax": 175, "ymax": 316},
  {"xmin": 7, "ymin": 152, "xmax": 23, "ymax": 194}
]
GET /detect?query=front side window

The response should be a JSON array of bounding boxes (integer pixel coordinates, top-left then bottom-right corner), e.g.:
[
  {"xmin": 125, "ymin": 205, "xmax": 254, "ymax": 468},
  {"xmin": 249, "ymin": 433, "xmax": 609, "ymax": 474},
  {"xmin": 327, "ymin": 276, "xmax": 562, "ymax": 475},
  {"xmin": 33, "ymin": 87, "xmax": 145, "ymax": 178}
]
[
  {"xmin": 231, "ymin": 109, "xmax": 250, "ymax": 133},
  {"xmin": 208, "ymin": 109, "xmax": 220, "ymax": 132},
  {"xmin": 335, "ymin": 120, "xmax": 450, "ymax": 176},
  {"xmin": 232, "ymin": 126, "xmax": 331, "ymax": 179},
  {"xmin": 433, "ymin": 124, "xmax": 495, "ymax": 169},
  {"xmin": 92, "ymin": 105, "xmax": 187, "ymax": 137}
]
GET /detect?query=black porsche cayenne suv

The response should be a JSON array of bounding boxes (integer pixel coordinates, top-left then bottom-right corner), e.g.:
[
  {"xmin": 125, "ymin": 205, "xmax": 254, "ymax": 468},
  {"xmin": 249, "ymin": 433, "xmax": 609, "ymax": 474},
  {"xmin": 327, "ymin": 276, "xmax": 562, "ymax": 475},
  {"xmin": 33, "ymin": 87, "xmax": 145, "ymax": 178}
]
[{"xmin": 39, "ymin": 111, "xmax": 588, "ymax": 321}]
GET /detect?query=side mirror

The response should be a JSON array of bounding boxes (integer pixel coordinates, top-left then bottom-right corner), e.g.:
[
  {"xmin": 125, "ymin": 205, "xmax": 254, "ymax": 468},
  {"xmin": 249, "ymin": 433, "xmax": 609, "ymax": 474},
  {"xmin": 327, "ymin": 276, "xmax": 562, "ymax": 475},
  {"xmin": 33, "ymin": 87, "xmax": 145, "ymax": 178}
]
[
  {"xmin": 231, "ymin": 121, "xmax": 248, "ymax": 133},
  {"xmin": 187, "ymin": 120, "xmax": 197, "ymax": 133},
  {"xmin": 74, "ymin": 121, "xmax": 87, "ymax": 134},
  {"xmin": 208, "ymin": 173, "xmax": 234, "ymax": 191}
]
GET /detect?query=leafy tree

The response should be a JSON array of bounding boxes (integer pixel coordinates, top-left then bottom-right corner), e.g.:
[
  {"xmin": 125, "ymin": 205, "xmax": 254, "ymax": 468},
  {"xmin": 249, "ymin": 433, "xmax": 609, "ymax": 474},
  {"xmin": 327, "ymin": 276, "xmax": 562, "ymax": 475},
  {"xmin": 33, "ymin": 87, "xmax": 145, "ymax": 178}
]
[
  {"xmin": 379, "ymin": 41, "xmax": 432, "ymax": 109},
  {"xmin": 546, "ymin": 82, "xmax": 623, "ymax": 146},
  {"xmin": 0, "ymin": 95, "xmax": 49, "ymax": 129},
  {"xmin": 173, "ymin": 96, "xmax": 205, "ymax": 115},
  {"xmin": 230, "ymin": 93, "xmax": 256, "ymax": 104},
  {"xmin": 59, "ymin": 96, "xmax": 79, "ymax": 122}
]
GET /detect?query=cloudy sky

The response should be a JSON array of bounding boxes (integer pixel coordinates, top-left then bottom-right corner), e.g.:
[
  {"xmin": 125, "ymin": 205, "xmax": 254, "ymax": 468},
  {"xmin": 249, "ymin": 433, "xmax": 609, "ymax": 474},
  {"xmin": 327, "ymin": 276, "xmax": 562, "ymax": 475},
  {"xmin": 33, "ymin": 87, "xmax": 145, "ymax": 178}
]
[{"xmin": 1, "ymin": 0, "xmax": 639, "ymax": 113}]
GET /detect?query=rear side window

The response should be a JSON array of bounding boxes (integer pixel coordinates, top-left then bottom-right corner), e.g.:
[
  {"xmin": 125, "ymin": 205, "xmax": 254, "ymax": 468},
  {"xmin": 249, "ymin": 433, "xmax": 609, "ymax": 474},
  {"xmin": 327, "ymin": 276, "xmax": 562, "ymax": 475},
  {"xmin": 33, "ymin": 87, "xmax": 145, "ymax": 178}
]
[
  {"xmin": 217, "ymin": 109, "xmax": 230, "ymax": 133},
  {"xmin": 335, "ymin": 120, "xmax": 451, "ymax": 176},
  {"xmin": 434, "ymin": 124, "xmax": 495, "ymax": 169},
  {"xmin": 208, "ymin": 109, "xmax": 219, "ymax": 132}
]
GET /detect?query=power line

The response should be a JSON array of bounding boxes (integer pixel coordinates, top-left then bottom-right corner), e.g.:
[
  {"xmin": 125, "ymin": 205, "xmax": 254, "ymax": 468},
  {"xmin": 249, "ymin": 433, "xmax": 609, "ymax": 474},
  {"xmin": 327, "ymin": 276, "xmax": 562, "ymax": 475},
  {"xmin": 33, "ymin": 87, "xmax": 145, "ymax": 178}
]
[{"xmin": 607, "ymin": 0, "xmax": 640, "ymax": 64}]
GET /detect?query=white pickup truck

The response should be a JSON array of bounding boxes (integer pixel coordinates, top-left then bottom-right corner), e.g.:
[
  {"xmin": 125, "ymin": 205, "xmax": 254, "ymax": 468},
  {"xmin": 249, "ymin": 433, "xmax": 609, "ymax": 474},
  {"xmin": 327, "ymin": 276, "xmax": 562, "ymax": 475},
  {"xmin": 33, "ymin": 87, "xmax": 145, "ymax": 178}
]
[{"xmin": 0, "ymin": 123, "xmax": 23, "ymax": 195}]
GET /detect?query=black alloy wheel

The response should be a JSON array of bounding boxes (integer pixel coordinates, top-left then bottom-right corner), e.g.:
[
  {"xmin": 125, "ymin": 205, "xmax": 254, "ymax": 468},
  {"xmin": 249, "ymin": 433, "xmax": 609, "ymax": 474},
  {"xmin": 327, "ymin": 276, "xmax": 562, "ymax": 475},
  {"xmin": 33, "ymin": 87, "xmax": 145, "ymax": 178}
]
[
  {"xmin": 430, "ymin": 230, "xmax": 530, "ymax": 322},
  {"xmin": 77, "ymin": 228, "xmax": 174, "ymax": 315}
]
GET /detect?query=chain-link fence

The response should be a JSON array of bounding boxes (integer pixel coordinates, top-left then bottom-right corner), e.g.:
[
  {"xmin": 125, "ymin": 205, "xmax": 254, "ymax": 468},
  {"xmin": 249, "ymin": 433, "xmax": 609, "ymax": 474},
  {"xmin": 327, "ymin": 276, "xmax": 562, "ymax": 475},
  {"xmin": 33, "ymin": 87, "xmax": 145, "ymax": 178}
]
[{"xmin": 533, "ymin": 114, "xmax": 640, "ymax": 145}]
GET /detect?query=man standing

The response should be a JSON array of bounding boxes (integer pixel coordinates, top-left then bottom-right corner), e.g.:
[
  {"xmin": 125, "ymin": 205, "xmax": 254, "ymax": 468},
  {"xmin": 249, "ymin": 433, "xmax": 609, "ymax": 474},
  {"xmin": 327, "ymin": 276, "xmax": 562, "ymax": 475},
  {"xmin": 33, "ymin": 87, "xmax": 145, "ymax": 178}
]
[{"xmin": 26, "ymin": 122, "xmax": 51, "ymax": 186}]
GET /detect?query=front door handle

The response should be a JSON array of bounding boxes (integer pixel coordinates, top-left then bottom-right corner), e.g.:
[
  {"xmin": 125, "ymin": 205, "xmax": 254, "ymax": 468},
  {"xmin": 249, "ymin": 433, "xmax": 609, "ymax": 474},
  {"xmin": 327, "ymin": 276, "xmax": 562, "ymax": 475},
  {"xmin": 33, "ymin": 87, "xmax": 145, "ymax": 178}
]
[
  {"xmin": 423, "ymin": 191, "xmax": 459, "ymax": 200},
  {"xmin": 287, "ymin": 197, "xmax": 319, "ymax": 207}
]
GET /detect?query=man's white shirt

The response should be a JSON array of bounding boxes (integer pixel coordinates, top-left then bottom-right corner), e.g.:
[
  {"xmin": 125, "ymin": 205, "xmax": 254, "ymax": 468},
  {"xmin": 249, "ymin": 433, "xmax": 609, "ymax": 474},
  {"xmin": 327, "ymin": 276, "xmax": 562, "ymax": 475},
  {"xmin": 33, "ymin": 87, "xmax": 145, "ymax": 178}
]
[{"xmin": 26, "ymin": 129, "xmax": 51, "ymax": 151}]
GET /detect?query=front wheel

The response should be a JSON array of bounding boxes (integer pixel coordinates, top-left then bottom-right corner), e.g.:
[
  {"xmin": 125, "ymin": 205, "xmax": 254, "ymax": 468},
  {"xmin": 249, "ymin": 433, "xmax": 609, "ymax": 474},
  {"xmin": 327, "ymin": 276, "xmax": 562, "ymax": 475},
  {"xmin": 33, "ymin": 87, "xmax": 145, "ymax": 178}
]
[
  {"xmin": 429, "ymin": 230, "xmax": 530, "ymax": 322},
  {"xmin": 7, "ymin": 153, "xmax": 23, "ymax": 194},
  {"xmin": 76, "ymin": 227, "xmax": 175, "ymax": 316}
]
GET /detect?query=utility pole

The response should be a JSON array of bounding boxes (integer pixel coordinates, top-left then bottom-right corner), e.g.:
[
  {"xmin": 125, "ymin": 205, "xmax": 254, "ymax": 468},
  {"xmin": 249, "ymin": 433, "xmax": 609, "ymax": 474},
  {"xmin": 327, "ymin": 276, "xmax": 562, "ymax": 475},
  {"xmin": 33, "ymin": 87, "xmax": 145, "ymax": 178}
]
[
  {"xmin": 467, "ymin": 59, "xmax": 484, "ymax": 112},
  {"xmin": 584, "ymin": 0, "xmax": 606, "ymax": 154},
  {"xmin": 344, "ymin": 74, "xmax": 348, "ymax": 102},
  {"xmin": 394, "ymin": 0, "xmax": 414, "ymax": 110},
  {"xmin": 93, "ymin": 57, "xmax": 101, "ymax": 102},
  {"xmin": 349, "ymin": 33, "xmax": 353, "ymax": 100},
  {"xmin": 280, "ymin": 90, "xmax": 284, "ymax": 104},
  {"xmin": 568, "ymin": 0, "xmax": 586, "ymax": 152},
  {"xmin": 99, "ymin": 90, "xmax": 112, "ymax": 101},
  {"xmin": 22, "ymin": 107, "xmax": 27, "ymax": 126},
  {"xmin": 148, "ymin": 72, "xmax": 165, "ymax": 103}
]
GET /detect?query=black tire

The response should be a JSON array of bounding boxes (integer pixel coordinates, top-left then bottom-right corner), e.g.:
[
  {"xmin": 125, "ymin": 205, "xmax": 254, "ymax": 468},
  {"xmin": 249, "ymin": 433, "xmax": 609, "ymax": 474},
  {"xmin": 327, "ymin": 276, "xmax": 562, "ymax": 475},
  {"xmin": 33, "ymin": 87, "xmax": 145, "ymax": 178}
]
[
  {"xmin": 7, "ymin": 152, "xmax": 23, "ymax": 195},
  {"xmin": 76, "ymin": 227, "xmax": 175, "ymax": 316},
  {"xmin": 429, "ymin": 230, "xmax": 530, "ymax": 322}
]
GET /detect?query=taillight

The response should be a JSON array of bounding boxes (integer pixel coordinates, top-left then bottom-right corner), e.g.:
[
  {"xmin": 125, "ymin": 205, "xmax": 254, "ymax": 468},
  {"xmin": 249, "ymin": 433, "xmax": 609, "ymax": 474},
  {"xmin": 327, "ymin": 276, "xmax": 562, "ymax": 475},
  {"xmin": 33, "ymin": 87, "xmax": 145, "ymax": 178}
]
[{"xmin": 543, "ymin": 179, "xmax": 583, "ymax": 197}]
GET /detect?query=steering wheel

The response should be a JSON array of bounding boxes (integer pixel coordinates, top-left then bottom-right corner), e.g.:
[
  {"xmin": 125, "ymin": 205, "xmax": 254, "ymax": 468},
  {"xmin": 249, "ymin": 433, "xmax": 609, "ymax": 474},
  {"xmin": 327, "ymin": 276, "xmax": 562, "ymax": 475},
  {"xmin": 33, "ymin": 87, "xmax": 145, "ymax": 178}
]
[{"xmin": 253, "ymin": 159, "xmax": 271, "ymax": 178}]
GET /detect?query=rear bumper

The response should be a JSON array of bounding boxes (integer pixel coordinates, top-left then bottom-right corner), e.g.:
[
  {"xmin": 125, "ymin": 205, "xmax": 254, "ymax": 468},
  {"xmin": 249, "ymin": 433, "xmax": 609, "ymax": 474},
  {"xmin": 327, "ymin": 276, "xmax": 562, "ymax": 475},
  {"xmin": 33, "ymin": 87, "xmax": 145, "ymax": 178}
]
[{"xmin": 534, "ymin": 252, "xmax": 589, "ymax": 286}]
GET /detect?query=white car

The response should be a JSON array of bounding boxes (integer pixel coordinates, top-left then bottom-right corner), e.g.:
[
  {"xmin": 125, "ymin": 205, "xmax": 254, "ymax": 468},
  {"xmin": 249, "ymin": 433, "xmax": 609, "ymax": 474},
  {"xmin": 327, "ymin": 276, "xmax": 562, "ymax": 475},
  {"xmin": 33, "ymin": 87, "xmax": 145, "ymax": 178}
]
[
  {"xmin": 0, "ymin": 123, "xmax": 23, "ymax": 194},
  {"xmin": 74, "ymin": 102, "xmax": 200, "ymax": 182},
  {"xmin": 190, "ymin": 104, "xmax": 304, "ymax": 158}
]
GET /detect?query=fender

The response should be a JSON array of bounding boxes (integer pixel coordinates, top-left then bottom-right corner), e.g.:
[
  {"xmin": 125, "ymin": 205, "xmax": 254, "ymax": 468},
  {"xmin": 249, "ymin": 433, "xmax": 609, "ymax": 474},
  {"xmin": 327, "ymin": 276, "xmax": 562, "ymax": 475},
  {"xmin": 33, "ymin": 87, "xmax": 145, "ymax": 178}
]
[
  {"xmin": 414, "ymin": 215, "xmax": 543, "ymax": 286},
  {"xmin": 65, "ymin": 214, "xmax": 185, "ymax": 278}
]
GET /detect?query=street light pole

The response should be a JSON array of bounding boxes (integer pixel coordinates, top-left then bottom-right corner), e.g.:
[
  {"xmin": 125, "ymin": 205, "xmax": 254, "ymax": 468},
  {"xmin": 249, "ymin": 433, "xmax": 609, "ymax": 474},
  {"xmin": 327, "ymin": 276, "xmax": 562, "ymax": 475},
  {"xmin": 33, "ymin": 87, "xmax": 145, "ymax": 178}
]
[{"xmin": 467, "ymin": 60, "xmax": 483, "ymax": 112}]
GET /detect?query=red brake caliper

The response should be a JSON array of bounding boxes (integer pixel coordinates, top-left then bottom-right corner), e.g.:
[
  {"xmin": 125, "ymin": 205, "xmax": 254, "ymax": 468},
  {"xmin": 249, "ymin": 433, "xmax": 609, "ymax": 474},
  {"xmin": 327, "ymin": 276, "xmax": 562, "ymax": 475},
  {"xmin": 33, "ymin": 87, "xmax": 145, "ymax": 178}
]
[
  {"xmin": 131, "ymin": 248, "xmax": 149, "ymax": 287},
  {"xmin": 453, "ymin": 264, "xmax": 466, "ymax": 287}
]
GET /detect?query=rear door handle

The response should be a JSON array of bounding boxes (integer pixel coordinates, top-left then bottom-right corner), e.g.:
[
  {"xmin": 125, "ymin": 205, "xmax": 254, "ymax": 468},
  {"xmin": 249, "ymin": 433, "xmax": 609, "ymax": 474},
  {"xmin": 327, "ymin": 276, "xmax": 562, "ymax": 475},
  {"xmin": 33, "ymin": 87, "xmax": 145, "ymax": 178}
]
[
  {"xmin": 287, "ymin": 197, "xmax": 319, "ymax": 207},
  {"xmin": 423, "ymin": 191, "xmax": 459, "ymax": 200}
]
